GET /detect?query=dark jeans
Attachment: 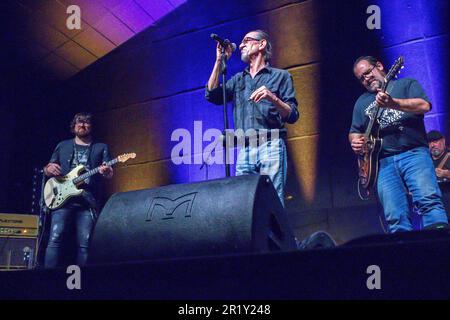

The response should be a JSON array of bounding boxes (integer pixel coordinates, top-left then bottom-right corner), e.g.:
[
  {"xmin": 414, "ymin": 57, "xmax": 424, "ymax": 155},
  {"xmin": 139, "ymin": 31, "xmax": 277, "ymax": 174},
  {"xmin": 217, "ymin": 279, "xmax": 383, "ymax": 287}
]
[{"xmin": 44, "ymin": 203, "xmax": 95, "ymax": 268}]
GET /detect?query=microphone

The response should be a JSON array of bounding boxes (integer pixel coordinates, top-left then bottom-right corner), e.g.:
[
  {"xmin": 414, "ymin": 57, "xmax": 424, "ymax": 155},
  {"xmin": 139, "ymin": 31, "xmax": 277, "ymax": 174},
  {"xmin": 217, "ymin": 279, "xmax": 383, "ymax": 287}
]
[{"xmin": 210, "ymin": 33, "xmax": 236, "ymax": 51}]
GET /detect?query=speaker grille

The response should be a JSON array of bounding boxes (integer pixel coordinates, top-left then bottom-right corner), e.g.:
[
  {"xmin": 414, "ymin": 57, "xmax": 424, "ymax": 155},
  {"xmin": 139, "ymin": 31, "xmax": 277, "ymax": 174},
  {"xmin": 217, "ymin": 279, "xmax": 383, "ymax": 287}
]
[{"xmin": 0, "ymin": 237, "xmax": 38, "ymax": 270}]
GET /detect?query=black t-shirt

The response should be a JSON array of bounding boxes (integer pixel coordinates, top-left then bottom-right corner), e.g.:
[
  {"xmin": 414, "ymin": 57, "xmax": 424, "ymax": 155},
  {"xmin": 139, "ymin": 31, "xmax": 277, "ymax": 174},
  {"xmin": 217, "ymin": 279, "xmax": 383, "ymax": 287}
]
[
  {"xmin": 71, "ymin": 143, "xmax": 92, "ymax": 185},
  {"xmin": 70, "ymin": 143, "xmax": 93, "ymax": 207},
  {"xmin": 432, "ymin": 149, "xmax": 450, "ymax": 170},
  {"xmin": 71, "ymin": 143, "xmax": 90, "ymax": 169},
  {"xmin": 350, "ymin": 78, "xmax": 430, "ymax": 158}
]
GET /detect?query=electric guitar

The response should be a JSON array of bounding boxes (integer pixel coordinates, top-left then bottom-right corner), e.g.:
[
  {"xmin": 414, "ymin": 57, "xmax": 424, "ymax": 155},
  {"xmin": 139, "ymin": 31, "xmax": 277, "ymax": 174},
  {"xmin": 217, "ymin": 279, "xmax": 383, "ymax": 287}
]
[
  {"xmin": 436, "ymin": 152, "xmax": 450, "ymax": 183},
  {"xmin": 357, "ymin": 56, "xmax": 404, "ymax": 200},
  {"xmin": 44, "ymin": 153, "xmax": 136, "ymax": 210}
]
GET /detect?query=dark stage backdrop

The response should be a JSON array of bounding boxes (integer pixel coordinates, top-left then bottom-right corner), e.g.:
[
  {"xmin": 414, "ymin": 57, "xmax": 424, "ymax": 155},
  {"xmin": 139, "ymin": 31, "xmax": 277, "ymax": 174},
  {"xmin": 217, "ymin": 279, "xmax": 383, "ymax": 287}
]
[{"xmin": 2, "ymin": 0, "xmax": 448, "ymax": 244}]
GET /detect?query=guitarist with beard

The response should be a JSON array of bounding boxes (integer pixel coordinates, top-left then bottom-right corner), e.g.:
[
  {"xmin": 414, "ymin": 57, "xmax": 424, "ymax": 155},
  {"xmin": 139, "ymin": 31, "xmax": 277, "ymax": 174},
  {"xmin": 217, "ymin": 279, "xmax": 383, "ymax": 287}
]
[
  {"xmin": 43, "ymin": 112, "xmax": 113, "ymax": 268},
  {"xmin": 427, "ymin": 130, "xmax": 450, "ymax": 218},
  {"xmin": 349, "ymin": 56, "xmax": 448, "ymax": 233}
]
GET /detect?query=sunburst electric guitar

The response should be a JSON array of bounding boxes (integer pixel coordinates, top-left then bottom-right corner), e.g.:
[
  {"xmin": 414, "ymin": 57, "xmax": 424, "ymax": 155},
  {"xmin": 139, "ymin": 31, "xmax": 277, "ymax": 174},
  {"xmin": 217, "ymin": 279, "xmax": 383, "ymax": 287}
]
[
  {"xmin": 357, "ymin": 56, "xmax": 404, "ymax": 200},
  {"xmin": 44, "ymin": 153, "xmax": 136, "ymax": 210}
]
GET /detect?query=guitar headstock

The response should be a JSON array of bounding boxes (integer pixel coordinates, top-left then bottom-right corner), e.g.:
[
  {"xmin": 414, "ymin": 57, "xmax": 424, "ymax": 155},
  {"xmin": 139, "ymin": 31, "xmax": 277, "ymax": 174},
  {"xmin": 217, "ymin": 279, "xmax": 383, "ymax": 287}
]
[
  {"xmin": 385, "ymin": 56, "xmax": 404, "ymax": 83},
  {"xmin": 117, "ymin": 153, "xmax": 136, "ymax": 163}
]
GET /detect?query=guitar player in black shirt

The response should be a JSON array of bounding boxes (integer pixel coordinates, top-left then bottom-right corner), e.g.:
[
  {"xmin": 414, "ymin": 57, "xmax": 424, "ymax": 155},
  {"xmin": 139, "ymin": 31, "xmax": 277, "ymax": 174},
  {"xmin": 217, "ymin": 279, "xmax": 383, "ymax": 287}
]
[{"xmin": 349, "ymin": 56, "xmax": 448, "ymax": 233}]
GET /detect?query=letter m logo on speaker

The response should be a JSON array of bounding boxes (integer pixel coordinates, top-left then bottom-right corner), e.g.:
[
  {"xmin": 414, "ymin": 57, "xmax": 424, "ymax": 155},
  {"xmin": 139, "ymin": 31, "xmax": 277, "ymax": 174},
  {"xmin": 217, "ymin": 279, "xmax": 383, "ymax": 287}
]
[{"xmin": 146, "ymin": 193, "xmax": 197, "ymax": 221}]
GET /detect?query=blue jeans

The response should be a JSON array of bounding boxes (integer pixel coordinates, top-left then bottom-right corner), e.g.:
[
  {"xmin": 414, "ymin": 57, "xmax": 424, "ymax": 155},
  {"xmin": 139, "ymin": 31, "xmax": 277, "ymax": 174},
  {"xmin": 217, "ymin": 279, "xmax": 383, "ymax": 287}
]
[
  {"xmin": 377, "ymin": 147, "xmax": 448, "ymax": 233},
  {"xmin": 236, "ymin": 138, "xmax": 287, "ymax": 206},
  {"xmin": 44, "ymin": 204, "xmax": 95, "ymax": 268}
]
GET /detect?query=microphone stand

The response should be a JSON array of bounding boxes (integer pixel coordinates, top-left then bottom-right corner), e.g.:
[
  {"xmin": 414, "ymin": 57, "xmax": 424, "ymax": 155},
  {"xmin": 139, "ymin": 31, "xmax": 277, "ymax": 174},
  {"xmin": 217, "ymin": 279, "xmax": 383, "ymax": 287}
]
[
  {"xmin": 36, "ymin": 168, "xmax": 48, "ymax": 268},
  {"xmin": 200, "ymin": 133, "xmax": 226, "ymax": 180},
  {"xmin": 220, "ymin": 46, "xmax": 231, "ymax": 177}
]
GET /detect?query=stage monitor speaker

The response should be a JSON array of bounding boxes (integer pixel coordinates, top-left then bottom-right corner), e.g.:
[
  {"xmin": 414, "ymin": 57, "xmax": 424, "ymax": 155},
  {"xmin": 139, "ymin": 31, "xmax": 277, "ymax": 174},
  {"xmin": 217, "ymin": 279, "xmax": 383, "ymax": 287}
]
[{"xmin": 89, "ymin": 174, "xmax": 297, "ymax": 264}]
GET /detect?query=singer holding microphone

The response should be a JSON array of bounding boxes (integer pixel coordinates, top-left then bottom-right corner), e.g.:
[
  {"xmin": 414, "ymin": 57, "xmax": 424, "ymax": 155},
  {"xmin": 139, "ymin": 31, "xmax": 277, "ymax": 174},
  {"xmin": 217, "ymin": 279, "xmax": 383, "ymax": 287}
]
[{"xmin": 205, "ymin": 30, "xmax": 299, "ymax": 207}]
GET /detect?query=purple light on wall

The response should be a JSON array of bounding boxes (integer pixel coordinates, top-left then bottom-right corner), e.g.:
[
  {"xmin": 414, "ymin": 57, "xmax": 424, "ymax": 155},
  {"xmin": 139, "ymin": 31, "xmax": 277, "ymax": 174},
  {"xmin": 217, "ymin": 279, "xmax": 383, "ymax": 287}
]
[
  {"xmin": 98, "ymin": 0, "xmax": 187, "ymax": 31},
  {"xmin": 164, "ymin": 88, "xmax": 237, "ymax": 183},
  {"xmin": 110, "ymin": 0, "xmax": 155, "ymax": 33},
  {"xmin": 135, "ymin": 0, "xmax": 186, "ymax": 22},
  {"xmin": 373, "ymin": 0, "xmax": 449, "ymax": 136}
]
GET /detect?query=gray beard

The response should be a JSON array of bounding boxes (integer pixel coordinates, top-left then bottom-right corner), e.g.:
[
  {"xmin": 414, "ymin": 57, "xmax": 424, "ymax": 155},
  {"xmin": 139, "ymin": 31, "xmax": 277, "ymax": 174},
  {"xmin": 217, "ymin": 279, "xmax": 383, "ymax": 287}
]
[
  {"xmin": 431, "ymin": 149, "xmax": 443, "ymax": 158},
  {"xmin": 367, "ymin": 80, "xmax": 383, "ymax": 93},
  {"xmin": 241, "ymin": 51, "xmax": 249, "ymax": 63}
]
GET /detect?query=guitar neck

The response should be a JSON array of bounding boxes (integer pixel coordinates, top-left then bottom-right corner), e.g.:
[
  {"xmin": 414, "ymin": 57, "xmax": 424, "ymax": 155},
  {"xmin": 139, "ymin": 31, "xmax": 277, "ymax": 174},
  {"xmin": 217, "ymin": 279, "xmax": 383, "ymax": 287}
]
[
  {"xmin": 73, "ymin": 158, "xmax": 118, "ymax": 184},
  {"xmin": 364, "ymin": 80, "xmax": 390, "ymax": 138},
  {"xmin": 437, "ymin": 153, "xmax": 450, "ymax": 170}
]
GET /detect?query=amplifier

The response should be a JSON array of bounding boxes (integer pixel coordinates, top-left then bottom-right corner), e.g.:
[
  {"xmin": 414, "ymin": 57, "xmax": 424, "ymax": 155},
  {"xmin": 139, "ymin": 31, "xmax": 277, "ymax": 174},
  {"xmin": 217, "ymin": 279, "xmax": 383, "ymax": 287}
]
[
  {"xmin": 0, "ymin": 213, "xmax": 39, "ymax": 237},
  {"xmin": 0, "ymin": 214, "xmax": 39, "ymax": 270}
]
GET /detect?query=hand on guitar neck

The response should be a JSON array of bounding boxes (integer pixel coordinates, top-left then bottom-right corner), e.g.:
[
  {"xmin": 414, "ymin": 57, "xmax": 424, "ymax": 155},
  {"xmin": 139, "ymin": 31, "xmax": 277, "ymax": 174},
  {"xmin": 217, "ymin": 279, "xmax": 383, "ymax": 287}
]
[
  {"xmin": 376, "ymin": 89, "xmax": 430, "ymax": 114},
  {"xmin": 98, "ymin": 162, "xmax": 113, "ymax": 178},
  {"xmin": 375, "ymin": 90, "xmax": 398, "ymax": 109}
]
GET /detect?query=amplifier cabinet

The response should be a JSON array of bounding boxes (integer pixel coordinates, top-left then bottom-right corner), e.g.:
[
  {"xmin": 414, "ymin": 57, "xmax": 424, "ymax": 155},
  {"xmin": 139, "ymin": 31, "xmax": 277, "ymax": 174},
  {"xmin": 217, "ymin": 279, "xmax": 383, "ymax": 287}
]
[{"xmin": 0, "ymin": 214, "xmax": 39, "ymax": 270}]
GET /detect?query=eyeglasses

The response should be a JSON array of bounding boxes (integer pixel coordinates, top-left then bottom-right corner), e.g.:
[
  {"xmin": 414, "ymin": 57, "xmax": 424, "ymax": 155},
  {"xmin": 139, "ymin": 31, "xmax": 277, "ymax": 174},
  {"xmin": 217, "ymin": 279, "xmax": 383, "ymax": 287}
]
[
  {"xmin": 359, "ymin": 65, "xmax": 376, "ymax": 82},
  {"xmin": 240, "ymin": 37, "xmax": 261, "ymax": 45},
  {"xmin": 76, "ymin": 119, "xmax": 91, "ymax": 125}
]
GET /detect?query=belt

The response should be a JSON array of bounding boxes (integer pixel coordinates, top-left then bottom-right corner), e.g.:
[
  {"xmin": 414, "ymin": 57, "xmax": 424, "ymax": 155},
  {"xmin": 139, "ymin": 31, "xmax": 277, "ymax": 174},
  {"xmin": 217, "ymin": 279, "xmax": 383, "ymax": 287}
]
[{"xmin": 227, "ymin": 132, "xmax": 284, "ymax": 147}]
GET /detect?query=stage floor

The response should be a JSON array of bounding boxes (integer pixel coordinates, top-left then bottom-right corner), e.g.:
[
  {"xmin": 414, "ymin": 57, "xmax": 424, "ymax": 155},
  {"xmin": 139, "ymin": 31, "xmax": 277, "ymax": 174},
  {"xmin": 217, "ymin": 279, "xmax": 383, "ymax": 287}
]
[{"xmin": 1, "ymin": 229, "xmax": 449, "ymax": 300}]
